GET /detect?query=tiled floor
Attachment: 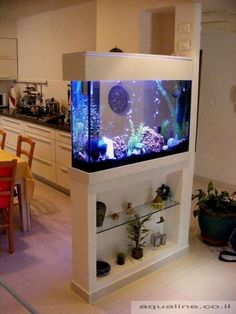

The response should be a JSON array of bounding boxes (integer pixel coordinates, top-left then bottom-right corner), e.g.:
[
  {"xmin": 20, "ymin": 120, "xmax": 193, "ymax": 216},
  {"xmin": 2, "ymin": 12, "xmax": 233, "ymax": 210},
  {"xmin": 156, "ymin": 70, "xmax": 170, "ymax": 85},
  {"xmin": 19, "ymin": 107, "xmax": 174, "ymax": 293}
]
[{"xmin": 0, "ymin": 178, "xmax": 235, "ymax": 314}]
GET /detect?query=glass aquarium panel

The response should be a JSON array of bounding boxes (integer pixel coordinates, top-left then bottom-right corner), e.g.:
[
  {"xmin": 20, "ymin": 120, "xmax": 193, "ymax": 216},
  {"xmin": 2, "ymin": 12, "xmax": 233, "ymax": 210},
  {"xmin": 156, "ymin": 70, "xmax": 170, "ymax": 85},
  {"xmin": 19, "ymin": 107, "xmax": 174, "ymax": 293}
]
[{"xmin": 71, "ymin": 80, "xmax": 192, "ymax": 172}]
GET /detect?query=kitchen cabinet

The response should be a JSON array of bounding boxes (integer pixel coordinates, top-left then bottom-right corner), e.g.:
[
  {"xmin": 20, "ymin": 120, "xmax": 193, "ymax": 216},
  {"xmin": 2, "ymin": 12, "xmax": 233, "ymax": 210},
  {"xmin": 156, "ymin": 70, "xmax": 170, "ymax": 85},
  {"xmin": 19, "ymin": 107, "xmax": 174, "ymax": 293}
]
[
  {"xmin": 0, "ymin": 38, "xmax": 17, "ymax": 79},
  {"xmin": 0, "ymin": 116, "xmax": 24, "ymax": 153},
  {"xmin": 0, "ymin": 114, "xmax": 71, "ymax": 190},
  {"xmin": 24, "ymin": 123, "xmax": 56, "ymax": 184},
  {"xmin": 55, "ymin": 130, "xmax": 71, "ymax": 190}
]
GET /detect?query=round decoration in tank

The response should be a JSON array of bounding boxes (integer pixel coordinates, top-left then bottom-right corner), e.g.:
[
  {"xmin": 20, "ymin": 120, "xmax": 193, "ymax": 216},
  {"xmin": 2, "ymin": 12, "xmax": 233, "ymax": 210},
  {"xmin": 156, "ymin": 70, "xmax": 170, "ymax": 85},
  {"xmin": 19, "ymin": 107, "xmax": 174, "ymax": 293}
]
[{"xmin": 108, "ymin": 85, "xmax": 130, "ymax": 115}]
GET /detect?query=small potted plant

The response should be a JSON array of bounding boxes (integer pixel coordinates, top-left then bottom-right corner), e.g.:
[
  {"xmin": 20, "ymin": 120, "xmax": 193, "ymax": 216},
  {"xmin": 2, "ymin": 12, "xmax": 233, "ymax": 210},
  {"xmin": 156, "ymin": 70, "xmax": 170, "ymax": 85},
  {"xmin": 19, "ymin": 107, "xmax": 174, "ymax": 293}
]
[
  {"xmin": 192, "ymin": 181, "xmax": 236, "ymax": 245},
  {"xmin": 116, "ymin": 252, "xmax": 126, "ymax": 265},
  {"xmin": 127, "ymin": 214, "xmax": 151, "ymax": 259}
]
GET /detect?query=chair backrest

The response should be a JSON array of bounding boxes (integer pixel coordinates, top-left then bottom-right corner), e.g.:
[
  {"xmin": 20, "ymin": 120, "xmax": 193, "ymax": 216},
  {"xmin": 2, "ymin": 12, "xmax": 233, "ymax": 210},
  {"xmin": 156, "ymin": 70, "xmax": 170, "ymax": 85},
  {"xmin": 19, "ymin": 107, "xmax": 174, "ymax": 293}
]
[
  {"xmin": 16, "ymin": 135, "xmax": 35, "ymax": 169},
  {"xmin": 0, "ymin": 159, "xmax": 17, "ymax": 209},
  {"xmin": 0, "ymin": 129, "xmax": 6, "ymax": 150}
]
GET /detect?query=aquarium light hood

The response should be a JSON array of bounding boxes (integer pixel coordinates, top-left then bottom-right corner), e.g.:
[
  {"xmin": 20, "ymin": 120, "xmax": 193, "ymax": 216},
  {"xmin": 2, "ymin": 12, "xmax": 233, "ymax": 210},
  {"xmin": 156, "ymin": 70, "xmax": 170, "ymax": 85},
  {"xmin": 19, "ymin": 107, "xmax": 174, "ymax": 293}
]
[{"xmin": 62, "ymin": 51, "xmax": 193, "ymax": 81}]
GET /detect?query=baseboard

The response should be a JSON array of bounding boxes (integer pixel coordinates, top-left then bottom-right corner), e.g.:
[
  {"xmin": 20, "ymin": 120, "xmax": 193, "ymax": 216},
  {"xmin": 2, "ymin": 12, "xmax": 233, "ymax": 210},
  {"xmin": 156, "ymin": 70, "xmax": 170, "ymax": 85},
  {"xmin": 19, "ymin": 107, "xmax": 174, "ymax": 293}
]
[
  {"xmin": 71, "ymin": 245, "xmax": 189, "ymax": 304},
  {"xmin": 194, "ymin": 175, "xmax": 236, "ymax": 191},
  {"xmin": 33, "ymin": 174, "xmax": 70, "ymax": 195}
]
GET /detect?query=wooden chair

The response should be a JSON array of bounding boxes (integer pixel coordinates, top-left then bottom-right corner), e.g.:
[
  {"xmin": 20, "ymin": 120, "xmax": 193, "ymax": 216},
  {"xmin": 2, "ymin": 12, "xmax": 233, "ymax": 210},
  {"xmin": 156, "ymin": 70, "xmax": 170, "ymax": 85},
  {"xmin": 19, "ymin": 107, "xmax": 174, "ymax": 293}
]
[
  {"xmin": 0, "ymin": 159, "xmax": 17, "ymax": 253},
  {"xmin": 15, "ymin": 135, "xmax": 35, "ymax": 226},
  {"xmin": 0, "ymin": 129, "xmax": 6, "ymax": 150},
  {"xmin": 16, "ymin": 135, "xmax": 35, "ymax": 169}
]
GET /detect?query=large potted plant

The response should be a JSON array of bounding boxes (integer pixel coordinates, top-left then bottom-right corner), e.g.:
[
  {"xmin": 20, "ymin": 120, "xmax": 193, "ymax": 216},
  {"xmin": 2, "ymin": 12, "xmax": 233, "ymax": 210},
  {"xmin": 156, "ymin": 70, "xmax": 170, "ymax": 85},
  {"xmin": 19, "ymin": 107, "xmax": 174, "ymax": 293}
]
[
  {"xmin": 192, "ymin": 181, "xmax": 236, "ymax": 245},
  {"xmin": 127, "ymin": 214, "xmax": 151, "ymax": 259}
]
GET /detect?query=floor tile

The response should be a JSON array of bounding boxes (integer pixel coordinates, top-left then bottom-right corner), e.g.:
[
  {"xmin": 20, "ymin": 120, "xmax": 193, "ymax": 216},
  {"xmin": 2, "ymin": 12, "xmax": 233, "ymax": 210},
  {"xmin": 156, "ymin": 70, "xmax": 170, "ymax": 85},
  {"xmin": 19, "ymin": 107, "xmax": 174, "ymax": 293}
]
[
  {"xmin": 1, "ymin": 177, "xmax": 235, "ymax": 314},
  {"xmin": 166, "ymin": 258, "xmax": 236, "ymax": 300}
]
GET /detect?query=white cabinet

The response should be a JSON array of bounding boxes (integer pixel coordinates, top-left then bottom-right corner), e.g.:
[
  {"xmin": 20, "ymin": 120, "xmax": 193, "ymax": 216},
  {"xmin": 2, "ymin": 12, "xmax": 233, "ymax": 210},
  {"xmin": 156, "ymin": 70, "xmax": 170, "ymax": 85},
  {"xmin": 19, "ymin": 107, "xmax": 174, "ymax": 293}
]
[
  {"xmin": 0, "ymin": 115, "xmax": 71, "ymax": 189},
  {"xmin": 24, "ymin": 123, "xmax": 56, "ymax": 183},
  {"xmin": 0, "ymin": 38, "xmax": 17, "ymax": 79},
  {"xmin": 0, "ymin": 38, "xmax": 17, "ymax": 59},
  {"xmin": 0, "ymin": 116, "xmax": 24, "ymax": 153},
  {"xmin": 69, "ymin": 153, "xmax": 193, "ymax": 303},
  {"xmin": 55, "ymin": 130, "xmax": 71, "ymax": 190}
]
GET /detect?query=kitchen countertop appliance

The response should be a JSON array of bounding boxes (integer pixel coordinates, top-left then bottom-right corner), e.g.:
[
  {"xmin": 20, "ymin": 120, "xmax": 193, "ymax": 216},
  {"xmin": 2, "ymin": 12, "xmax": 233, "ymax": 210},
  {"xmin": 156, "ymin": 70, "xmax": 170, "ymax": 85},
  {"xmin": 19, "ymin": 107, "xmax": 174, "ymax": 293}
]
[
  {"xmin": 19, "ymin": 84, "xmax": 45, "ymax": 118},
  {"xmin": 19, "ymin": 84, "xmax": 42, "ymax": 107},
  {"xmin": 16, "ymin": 82, "xmax": 66, "ymax": 126},
  {"xmin": 45, "ymin": 98, "xmax": 60, "ymax": 115},
  {"xmin": 0, "ymin": 93, "xmax": 8, "ymax": 108}
]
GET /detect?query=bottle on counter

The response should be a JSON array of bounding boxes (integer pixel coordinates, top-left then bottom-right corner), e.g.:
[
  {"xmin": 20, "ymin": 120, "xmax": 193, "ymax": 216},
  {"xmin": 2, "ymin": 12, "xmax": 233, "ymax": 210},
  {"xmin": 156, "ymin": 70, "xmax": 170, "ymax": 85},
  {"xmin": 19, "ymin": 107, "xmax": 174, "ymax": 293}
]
[{"xmin": 9, "ymin": 85, "xmax": 16, "ymax": 108}]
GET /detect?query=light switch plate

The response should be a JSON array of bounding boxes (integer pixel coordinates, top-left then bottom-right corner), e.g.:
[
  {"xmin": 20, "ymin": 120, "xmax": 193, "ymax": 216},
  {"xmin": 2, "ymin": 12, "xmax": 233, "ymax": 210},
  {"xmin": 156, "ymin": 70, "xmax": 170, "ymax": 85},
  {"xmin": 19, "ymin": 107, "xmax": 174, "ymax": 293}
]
[{"xmin": 178, "ymin": 23, "xmax": 191, "ymax": 34}]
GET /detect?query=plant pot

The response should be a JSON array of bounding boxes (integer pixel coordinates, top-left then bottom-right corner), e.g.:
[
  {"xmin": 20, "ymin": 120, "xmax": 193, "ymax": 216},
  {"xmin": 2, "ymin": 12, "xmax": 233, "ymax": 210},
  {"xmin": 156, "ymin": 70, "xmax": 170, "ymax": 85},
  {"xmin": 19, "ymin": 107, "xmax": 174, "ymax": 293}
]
[
  {"xmin": 96, "ymin": 201, "xmax": 106, "ymax": 227},
  {"xmin": 116, "ymin": 254, "xmax": 126, "ymax": 265},
  {"xmin": 198, "ymin": 207, "xmax": 236, "ymax": 246},
  {"xmin": 131, "ymin": 248, "xmax": 143, "ymax": 259}
]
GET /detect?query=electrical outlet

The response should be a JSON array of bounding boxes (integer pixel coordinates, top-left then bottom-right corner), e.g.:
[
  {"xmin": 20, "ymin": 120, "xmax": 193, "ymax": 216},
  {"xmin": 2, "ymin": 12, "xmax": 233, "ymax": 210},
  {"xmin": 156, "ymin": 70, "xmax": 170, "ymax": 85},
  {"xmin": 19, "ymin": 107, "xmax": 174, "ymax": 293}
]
[{"xmin": 177, "ymin": 39, "xmax": 191, "ymax": 51}]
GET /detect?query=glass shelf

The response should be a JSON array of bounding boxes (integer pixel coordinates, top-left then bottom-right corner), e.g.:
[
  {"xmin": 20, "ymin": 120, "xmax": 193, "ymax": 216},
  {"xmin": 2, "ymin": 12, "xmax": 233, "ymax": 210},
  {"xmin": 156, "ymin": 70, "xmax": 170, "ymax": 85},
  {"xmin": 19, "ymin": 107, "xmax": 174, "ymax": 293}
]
[{"xmin": 96, "ymin": 198, "xmax": 179, "ymax": 234}]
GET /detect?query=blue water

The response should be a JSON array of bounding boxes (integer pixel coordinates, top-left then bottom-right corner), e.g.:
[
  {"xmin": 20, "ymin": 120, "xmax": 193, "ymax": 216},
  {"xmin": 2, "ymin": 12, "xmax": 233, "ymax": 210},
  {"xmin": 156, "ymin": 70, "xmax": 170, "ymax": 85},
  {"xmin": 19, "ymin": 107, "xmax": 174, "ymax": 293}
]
[{"xmin": 71, "ymin": 80, "xmax": 191, "ymax": 172}]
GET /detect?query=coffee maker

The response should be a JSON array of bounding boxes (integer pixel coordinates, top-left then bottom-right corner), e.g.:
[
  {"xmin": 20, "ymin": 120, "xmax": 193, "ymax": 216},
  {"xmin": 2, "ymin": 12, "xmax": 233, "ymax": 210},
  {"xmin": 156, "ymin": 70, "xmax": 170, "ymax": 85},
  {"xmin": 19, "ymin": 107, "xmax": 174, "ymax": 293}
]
[{"xmin": 0, "ymin": 93, "xmax": 8, "ymax": 108}]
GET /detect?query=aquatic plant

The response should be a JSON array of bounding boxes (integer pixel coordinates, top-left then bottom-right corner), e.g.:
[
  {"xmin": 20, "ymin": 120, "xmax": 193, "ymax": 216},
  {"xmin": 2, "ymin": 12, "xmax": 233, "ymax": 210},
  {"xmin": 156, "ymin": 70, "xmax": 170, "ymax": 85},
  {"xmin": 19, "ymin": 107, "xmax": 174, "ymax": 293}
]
[
  {"xmin": 89, "ymin": 82, "xmax": 100, "ymax": 136},
  {"xmin": 128, "ymin": 121, "xmax": 144, "ymax": 153},
  {"xmin": 71, "ymin": 81, "xmax": 89, "ymax": 159},
  {"xmin": 175, "ymin": 81, "xmax": 191, "ymax": 131},
  {"xmin": 160, "ymin": 119, "xmax": 170, "ymax": 142},
  {"xmin": 156, "ymin": 80, "xmax": 182, "ymax": 140}
]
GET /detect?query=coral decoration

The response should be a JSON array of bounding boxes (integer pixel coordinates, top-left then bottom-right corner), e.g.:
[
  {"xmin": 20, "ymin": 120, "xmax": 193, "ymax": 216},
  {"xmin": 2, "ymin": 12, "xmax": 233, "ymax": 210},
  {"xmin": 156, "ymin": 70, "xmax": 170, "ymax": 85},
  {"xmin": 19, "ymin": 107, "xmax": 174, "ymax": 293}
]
[
  {"xmin": 113, "ymin": 136, "xmax": 127, "ymax": 159},
  {"xmin": 141, "ymin": 126, "xmax": 164, "ymax": 153}
]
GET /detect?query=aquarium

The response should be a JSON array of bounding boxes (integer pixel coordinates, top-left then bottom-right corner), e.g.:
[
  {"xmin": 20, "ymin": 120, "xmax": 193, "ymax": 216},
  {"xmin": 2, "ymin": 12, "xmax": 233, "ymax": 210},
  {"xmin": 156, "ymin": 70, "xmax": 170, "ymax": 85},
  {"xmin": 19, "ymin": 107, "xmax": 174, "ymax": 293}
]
[{"xmin": 70, "ymin": 79, "xmax": 191, "ymax": 172}]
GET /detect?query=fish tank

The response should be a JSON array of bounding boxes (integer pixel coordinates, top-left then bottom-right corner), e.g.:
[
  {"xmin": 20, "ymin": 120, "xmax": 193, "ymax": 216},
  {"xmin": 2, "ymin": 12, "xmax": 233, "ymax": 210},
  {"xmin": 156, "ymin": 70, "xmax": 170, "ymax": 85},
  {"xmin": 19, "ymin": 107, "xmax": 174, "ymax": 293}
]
[{"xmin": 70, "ymin": 79, "xmax": 192, "ymax": 172}]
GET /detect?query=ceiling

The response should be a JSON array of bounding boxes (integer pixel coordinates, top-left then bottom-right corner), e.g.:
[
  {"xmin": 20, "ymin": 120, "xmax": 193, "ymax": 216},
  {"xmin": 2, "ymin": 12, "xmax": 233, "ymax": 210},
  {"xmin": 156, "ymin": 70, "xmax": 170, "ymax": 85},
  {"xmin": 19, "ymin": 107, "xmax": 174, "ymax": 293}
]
[{"xmin": 0, "ymin": 0, "xmax": 93, "ymax": 19}]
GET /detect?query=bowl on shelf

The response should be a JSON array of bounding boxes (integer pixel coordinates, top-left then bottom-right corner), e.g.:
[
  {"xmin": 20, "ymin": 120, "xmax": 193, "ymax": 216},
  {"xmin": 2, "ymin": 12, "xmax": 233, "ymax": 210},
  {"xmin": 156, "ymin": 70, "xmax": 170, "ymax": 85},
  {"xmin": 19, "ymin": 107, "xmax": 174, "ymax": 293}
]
[{"xmin": 96, "ymin": 260, "xmax": 111, "ymax": 277}]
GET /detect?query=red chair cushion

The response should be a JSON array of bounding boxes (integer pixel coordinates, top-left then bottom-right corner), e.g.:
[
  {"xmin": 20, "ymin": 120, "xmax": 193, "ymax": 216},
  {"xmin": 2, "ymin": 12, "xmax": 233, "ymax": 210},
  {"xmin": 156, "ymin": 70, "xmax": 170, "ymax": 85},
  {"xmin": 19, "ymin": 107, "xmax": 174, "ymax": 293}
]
[{"xmin": 0, "ymin": 166, "xmax": 12, "ymax": 208}]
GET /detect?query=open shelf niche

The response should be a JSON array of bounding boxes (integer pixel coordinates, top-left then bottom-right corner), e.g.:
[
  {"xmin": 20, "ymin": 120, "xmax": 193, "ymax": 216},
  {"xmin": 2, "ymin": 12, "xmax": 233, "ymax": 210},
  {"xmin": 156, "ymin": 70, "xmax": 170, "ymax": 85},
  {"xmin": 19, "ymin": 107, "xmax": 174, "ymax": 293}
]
[{"xmin": 69, "ymin": 152, "xmax": 193, "ymax": 303}]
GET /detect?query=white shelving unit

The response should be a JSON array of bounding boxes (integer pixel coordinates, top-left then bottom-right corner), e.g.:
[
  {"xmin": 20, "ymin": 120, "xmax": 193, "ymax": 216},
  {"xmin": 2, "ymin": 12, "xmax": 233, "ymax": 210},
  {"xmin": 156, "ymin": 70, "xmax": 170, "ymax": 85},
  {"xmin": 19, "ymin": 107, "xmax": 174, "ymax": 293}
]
[
  {"xmin": 64, "ymin": 43, "xmax": 200, "ymax": 302},
  {"xmin": 69, "ymin": 151, "xmax": 194, "ymax": 302}
]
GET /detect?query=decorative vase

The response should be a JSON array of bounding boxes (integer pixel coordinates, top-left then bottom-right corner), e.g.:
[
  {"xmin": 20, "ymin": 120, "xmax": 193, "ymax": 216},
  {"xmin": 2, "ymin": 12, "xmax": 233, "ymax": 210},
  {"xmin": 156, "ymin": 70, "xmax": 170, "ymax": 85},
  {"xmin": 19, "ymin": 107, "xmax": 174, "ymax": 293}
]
[
  {"xmin": 116, "ymin": 253, "xmax": 126, "ymax": 265},
  {"xmin": 96, "ymin": 260, "xmax": 111, "ymax": 277},
  {"xmin": 96, "ymin": 201, "xmax": 106, "ymax": 227},
  {"xmin": 131, "ymin": 248, "xmax": 143, "ymax": 259},
  {"xmin": 151, "ymin": 232, "xmax": 161, "ymax": 247},
  {"xmin": 160, "ymin": 233, "xmax": 167, "ymax": 245}
]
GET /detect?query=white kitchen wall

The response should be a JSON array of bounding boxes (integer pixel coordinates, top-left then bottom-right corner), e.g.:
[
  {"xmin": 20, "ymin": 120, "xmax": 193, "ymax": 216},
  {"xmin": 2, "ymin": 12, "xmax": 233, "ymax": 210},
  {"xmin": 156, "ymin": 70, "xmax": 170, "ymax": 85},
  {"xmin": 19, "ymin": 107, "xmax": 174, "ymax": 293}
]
[
  {"xmin": 151, "ymin": 12, "xmax": 175, "ymax": 55},
  {"xmin": 0, "ymin": 17, "xmax": 17, "ymax": 38},
  {"xmin": 96, "ymin": 0, "xmax": 191, "ymax": 53},
  {"xmin": 195, "ymin": 29, "xmax": 236, "ymax": 186},
  {"xmin": 17, "ymin": 1, "xmax": 96, "ymax": 106}
]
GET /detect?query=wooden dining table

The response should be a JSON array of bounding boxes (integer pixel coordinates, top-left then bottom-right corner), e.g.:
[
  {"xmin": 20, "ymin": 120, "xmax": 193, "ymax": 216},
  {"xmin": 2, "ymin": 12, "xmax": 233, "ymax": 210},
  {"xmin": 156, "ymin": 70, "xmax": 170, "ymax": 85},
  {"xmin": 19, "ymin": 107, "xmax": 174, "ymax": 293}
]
[{"xmin": 0, "ymin": 149, "xmax": 34, "ymax": 231}]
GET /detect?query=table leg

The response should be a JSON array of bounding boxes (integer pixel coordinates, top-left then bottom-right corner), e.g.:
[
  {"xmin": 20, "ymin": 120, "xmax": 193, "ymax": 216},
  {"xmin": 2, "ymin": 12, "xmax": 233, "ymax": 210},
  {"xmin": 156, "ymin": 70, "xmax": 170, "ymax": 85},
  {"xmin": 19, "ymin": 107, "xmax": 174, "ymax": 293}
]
[{"xmin": 18, "ymin": 179, "xmax": 31, "ymax": 231}]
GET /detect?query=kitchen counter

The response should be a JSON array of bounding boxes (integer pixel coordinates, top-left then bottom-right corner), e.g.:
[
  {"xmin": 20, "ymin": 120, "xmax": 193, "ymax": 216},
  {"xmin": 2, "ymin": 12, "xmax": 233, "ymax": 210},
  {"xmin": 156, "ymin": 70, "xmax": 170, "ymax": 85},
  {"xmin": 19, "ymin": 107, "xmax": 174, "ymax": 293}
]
[{"xmin": 0, "ymin": 108, "xmax": 71, "ymax": 133}]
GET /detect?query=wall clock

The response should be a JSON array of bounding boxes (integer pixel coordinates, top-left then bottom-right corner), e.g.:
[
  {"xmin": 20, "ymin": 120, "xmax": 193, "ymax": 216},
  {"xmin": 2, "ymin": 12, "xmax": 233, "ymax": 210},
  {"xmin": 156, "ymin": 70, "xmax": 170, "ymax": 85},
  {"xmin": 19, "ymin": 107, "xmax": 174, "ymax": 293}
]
[{"xmin": 108, "ymin": 85, "xmax": 130, "ymax": 115}]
